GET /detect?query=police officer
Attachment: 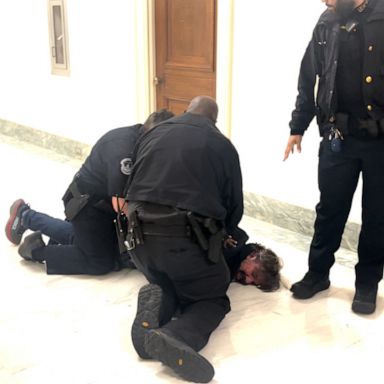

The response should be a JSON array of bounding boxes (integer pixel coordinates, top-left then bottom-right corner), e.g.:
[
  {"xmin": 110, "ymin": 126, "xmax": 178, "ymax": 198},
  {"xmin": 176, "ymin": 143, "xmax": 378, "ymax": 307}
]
[
  {"xmin": 284, "ymin": 0, "xmax": 384, "ymax": 314},
  {"xmin": 125, "ymin": 96, "xmax": 243, "ymax": 382},
  {"xmin": 5, "ymin": 109, "xmax": 174, "ymax": 274}
]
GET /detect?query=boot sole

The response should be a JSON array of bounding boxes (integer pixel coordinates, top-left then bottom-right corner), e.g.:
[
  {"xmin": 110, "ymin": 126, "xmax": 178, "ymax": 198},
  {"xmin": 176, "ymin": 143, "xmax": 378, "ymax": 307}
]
[
  {"xmin": 5, "ymin": 199, "xmax": 26, "ymax": 245},
  {"xmin": 144, "ymin": 330, "xmax": 214, "ymax": 383},
  {"xmin": 131, "ymin": 284, "xmax": 163, "ymax": 359}
]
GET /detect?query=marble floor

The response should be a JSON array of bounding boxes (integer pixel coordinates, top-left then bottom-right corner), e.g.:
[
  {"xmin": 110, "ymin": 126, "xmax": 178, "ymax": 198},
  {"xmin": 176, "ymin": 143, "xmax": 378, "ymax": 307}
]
[{"xmin": 1, "ymin": 133, "xmax": 383, "ymax": 384}]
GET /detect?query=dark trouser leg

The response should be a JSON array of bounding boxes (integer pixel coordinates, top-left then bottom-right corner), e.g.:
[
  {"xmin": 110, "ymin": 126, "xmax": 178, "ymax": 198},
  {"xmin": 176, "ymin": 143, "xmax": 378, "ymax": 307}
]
[
  {"xmin": 131, "ymin": 236, "xmax": 231, "ymax": 352},
  {"xmin": 355, "ymin": 139, "xmax": 384, "ymax": 290},
  {"xmin": 308, "ymin": 139, "xmax": 360, "ymax": 274},
  {"xmin": 32, "ymin": 204, "xmax": 119, "ymax": 275},
  {"xmin": 22, "ymin": 209, "xmax": 74, "ymax": 244},
  {"xmin": 163, "ymin": 297, "xmax": 230, "ymax": 351},
  {"xmin": 163, "ymin": 248, "xmax": 230, "ymax": 351},
  {"xmin": 131, "ymin": 254, "xmax": 179, "ymax": 326}
]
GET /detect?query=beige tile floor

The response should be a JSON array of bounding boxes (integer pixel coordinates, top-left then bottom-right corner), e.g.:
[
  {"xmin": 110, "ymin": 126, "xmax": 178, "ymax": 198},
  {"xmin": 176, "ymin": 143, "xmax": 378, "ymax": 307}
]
[{"xmin": 1, "ymin": 133, "xmax": 384, "ymax": 384}]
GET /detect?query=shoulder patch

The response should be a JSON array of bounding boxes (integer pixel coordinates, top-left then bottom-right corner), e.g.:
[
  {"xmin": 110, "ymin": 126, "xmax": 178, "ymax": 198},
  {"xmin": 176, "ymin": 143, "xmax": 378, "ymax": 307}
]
[{"xmin": 120, "ymin": 158, "xmax": 133, "ymax": 175}]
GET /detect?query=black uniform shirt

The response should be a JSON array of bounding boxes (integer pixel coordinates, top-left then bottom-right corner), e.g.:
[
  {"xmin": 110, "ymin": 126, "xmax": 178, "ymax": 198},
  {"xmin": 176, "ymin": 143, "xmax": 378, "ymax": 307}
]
[
  {"xmin": 336, "ymin": 1, "xmax": 376, "ymax": 118},
  {"xmin": 126, "ymin": 113, "xmax": 243, "ymax": 234},
  {"xmin": 77, "ymin": 124, "xmax": 143, "ymax": 198}
]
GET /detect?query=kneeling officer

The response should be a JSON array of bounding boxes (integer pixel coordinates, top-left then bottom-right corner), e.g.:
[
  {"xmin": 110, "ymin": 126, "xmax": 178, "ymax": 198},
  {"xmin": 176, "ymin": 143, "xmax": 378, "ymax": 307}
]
[{"xmin": 125, "ymin": 96, "xmax": 243, "ymax": 383}]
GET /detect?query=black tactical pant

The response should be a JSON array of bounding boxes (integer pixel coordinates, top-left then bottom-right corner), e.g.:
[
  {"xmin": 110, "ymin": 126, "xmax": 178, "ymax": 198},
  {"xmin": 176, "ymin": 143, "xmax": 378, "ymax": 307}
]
[
  {"xmin": 308, "ymin": 136, "xmax": 384, "ymax": 290},
  {"xmin": 129, "ymin": 210, "xmax": 231, "ymax": 351},
  {"xmin": 32, "ymin": 200, "xmax": 120, "ymax": 275}
]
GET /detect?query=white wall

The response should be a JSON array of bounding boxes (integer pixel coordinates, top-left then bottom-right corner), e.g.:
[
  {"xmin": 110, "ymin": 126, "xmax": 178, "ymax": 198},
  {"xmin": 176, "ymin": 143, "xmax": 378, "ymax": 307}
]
[
  {"xmin": 0, "ymin": 0, "xmax": 362, "ymax": 224},
  {"xmin": 230, "ymin": 0, "xmax": 362, "ymax": 223},
  {"xmin": 0, "ymin": 0, "xmax": 138, "ymax": 145}
]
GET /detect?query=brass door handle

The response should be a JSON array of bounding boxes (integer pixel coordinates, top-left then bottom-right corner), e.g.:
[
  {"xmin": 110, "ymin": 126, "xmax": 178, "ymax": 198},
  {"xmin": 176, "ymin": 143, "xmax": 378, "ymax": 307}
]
[{"xmin": 154, "ymin": 76, "xmax": 163, "ymax": 85}]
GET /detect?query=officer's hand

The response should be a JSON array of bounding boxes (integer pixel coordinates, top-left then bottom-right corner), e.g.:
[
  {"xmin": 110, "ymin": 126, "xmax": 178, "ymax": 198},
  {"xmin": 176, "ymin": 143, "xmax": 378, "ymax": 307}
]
[
  {"xmin": 223, "ymin": 235, "xmax": 238, "ymax": 249},
  {"xmin": 112, "ymin": 196, "xmax": 128, "ymax": 215},
  {"xmin": 283, "ymin": 135, "xmax": 303, "ymax": 161}
]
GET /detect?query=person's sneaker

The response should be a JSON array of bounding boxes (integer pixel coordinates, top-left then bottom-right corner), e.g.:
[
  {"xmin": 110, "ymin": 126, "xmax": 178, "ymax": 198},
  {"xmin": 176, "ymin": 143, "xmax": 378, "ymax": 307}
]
[
  {"xmin": 131, "ymin": 284, "xmax": 163, "ymax": 359},
  {"xmin": 5, "ymin": 199, "xmax": 30, "ymax": 245},
  {"xmin": 352, "ymin": 287, "xmax": 377, "ymax": 315},
  {"xmin": 290, "ymin": 271, "xmax": 330, "ymax": 299},
  {"xmin": 18, "ymin": 231, "xmax": 45, "ymax": 262},
  {"xmin": 144, "ymin": 329, "xmax": 214, "ymax": 383}
]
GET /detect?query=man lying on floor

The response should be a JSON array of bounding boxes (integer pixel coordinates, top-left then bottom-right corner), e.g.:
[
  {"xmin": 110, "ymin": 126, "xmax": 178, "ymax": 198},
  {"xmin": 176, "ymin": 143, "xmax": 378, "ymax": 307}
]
[
  {"xmin": 223, "ymin": 227, "xmax": 282, "ymax": 292},
  {"xmin": 5, "ymin": 205, "xmax": 282, "ymax": 291}
]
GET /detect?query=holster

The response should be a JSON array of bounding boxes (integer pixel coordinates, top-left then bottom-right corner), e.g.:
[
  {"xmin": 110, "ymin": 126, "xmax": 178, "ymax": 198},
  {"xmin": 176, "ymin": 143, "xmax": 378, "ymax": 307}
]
[
  {"xmin": 126, "ymin": 209, "xmax": 144, "ymax": 250},
  {"xmin": 186, "ymin": 212, "xmax": 209, "ymax": 251},
  {"xmin": 62, "ymin": 178, "xmax": 90, "ymax": 221},
  {"xmin": 207, "ymin": 230, "xmax": 225, "ymax": 264},
  {"xmin": 187, "ymin": 212, "xmax": 224, "ymax": 264},
  {"xmin": 205, "ymin": 218, "xmax": 225, "ymax": 264},
  {"xmin": 114, "ymin": 211, "xmax": 129, "ymax": 254}
]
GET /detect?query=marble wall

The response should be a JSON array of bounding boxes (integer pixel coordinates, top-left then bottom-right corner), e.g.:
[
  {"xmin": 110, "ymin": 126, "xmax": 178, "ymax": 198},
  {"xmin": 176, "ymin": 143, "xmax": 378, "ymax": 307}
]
[
  {"xmin": 0, "ymin": 119, "xmax": 90, "ymax": 160},
  {"xmin": 244, "ymin": 191, "xmax": 360, "ymax": 253}
]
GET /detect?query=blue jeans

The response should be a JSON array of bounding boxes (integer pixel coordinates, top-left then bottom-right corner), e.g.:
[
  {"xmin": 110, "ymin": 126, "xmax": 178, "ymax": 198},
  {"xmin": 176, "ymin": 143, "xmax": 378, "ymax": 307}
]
[
  {"xmin": 24, "ymin": 202, "xmax": 122, "ymax": 275},
  {"xmin": 22, "ymin": 209, "xmax": 74, "ymax": 245}
]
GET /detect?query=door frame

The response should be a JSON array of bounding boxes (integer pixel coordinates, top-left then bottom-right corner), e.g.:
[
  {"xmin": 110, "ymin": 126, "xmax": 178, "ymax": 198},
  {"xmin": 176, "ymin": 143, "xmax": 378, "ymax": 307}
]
[{"xmin": 133, "ymin": 0, "xmax": 234, "ymax": 137}]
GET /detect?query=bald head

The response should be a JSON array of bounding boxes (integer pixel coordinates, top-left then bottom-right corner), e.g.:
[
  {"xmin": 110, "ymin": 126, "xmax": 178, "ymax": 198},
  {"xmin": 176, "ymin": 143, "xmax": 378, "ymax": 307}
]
[{"xmin": 186, "ymin": 96, "xmax": 218, "ymax": 123}]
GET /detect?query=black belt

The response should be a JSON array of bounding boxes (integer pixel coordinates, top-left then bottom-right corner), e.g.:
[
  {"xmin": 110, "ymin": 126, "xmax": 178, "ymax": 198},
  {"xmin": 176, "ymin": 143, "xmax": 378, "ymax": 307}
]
[
  {"xmin": 127, "ymin": 202, "xmax": 224, "ymax": 263},
  {"xmin": 141, "ymin": 222, "xmax": 191, "ymax": 237},
  {"xmin": 333, "ymin": 113, "xmax": 384, "ymax": 139}
]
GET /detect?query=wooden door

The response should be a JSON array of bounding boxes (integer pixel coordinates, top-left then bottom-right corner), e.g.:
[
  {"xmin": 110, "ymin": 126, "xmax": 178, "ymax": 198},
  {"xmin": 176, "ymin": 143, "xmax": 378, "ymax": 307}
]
[{"xmin": 154, "ymin": 0, "xmax": 216, "ymax": 115}]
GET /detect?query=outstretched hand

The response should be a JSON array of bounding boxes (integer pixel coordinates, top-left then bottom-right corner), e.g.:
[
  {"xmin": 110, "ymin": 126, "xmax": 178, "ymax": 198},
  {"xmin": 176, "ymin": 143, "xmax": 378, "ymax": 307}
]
[{"xmin": 283, "ymin": 135, "xmax": 303, "ymax": 161}]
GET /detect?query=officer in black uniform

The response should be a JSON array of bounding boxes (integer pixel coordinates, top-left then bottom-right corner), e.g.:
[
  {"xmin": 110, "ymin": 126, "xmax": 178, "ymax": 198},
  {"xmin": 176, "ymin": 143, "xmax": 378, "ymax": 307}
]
[
  {"xmin": 284, "ymin": 0, "xmax": 384, "ymax": 314},
  {"xmin": 126, "ymin": 96, "xmax": 243, "ymax": 383},
  {"xmin": 5, "ymin": 109, "xmax": 174, "ymax": 275}
]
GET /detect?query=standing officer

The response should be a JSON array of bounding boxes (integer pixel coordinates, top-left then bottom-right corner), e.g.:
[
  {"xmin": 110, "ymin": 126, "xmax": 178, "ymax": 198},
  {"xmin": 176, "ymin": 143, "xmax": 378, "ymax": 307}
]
[
  {"xmin": 125, "ymin": 96, "xmax": 243, "ymax": 382},
  {"xmin": 5, "ymin": 109, "xmax": 173, "ymax": 274},
  {"xmin": 284, "ymin": 0, "xmax": 384, "ymax": 314}
]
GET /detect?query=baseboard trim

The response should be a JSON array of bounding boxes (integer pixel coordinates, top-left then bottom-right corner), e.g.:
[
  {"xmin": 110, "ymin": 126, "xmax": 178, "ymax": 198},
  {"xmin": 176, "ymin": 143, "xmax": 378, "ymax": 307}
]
[
  {"xmin": 0, "ymin": 118, "xmax": 90, "ymax": 160},
  {"xmin": 244, "ymin": 191, "xmax": 360, "ymax": 252}
]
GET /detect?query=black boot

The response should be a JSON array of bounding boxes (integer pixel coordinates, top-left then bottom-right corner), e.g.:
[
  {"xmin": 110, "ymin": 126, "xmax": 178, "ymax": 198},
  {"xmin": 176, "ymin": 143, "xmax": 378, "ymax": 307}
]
[
  {"xmin": 131, "ymin": 284, "xmax": 164, "ymax": 359},
  {"xmin": 352, "ymin": 287, "xmax": 377, "ymax": 315},
  {"xmin": 144, "ymin": 328, "xmax": 215, "ymax": 383},
  {"xmin": 290, "ymin": 271, "xmax": 330, "ymax": 299},
  {"xmin": 18, "ymin": 231, "xmax": 45, "ymax": 262}
]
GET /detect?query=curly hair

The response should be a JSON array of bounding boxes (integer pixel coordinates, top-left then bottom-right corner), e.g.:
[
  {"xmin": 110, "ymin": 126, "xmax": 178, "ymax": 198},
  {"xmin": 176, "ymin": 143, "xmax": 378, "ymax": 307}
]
[
  {"xmin": 250, "ymin": 243, "xmax": 283, "ymax": 292},
  {"xmin": 143, "ymin": 109, "xmax": 174, "ymax": 131}
]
